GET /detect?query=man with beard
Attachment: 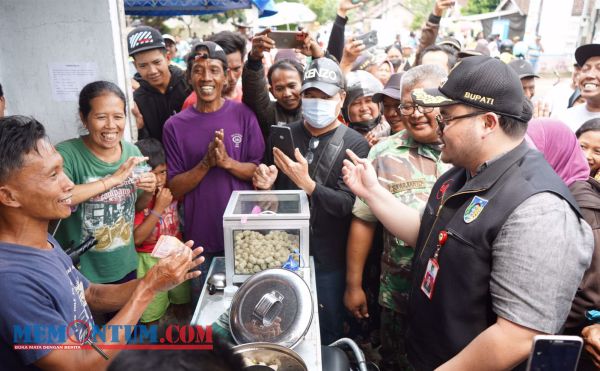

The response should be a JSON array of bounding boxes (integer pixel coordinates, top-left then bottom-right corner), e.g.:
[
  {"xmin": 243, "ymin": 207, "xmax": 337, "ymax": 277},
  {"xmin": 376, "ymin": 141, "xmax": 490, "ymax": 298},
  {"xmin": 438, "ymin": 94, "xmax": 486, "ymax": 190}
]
[
  {"xmin": 344, "ymin": 64, "xmax": 448, "ymax": 370},
  {"xmin": 343, "ymin": 56, "xmax": 592, "ymax": 370}
]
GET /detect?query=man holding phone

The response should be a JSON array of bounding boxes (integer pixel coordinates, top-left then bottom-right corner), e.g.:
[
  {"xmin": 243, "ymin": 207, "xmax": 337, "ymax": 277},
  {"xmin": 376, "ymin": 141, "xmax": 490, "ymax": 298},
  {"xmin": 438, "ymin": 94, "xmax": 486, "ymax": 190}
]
[
  {"xmin": 252, "ymin": 57, "xmax": 370, "ymax": 344},
  {"xmin": 242, "ymin": 29, "xmax": 324, "ymax": 138}
]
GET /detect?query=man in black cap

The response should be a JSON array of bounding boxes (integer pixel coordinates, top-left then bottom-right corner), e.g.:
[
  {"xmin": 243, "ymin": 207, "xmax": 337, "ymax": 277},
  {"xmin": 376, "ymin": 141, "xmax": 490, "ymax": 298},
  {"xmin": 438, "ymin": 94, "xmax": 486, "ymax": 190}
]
[
  {"xmin": 508, "ymin": 59, "xmax": 539, "ymax": 100},
  {"xmin": 555, "ymin": 44, "xmax": 600, "ymax": 131},
  {"xmin": 253, "ymin": 57, "xmax": 370, "ymax": 344},
  {"xmin": 343, "ymin": 55, "xmax": 593, "ymax": 369},
  {"xmin": 164, "ymin": 42, "xmax": 264, "ymax": 300},
  {"xmin": 127, "ymin": 26, "xmax": 191, "ymax": 142}
]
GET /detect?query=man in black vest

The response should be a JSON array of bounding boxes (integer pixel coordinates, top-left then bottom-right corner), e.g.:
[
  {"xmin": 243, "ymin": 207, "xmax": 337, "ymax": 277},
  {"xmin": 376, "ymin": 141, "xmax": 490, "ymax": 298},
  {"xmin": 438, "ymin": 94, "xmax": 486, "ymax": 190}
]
[{"xmin": 342, "ymin": 56, "xmax": 593, "ymax": 370}]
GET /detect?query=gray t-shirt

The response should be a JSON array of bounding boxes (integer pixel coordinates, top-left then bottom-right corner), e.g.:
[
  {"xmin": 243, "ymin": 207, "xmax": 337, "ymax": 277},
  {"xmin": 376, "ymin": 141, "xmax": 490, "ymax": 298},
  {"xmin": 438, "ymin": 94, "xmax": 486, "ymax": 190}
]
[
  {"xmin": 553, "ymin": 104, "xmax": 600, "ymax": 132},
  {"xmin": 491, "ymin": 192, "xmax": 593, "ymax": 334}
]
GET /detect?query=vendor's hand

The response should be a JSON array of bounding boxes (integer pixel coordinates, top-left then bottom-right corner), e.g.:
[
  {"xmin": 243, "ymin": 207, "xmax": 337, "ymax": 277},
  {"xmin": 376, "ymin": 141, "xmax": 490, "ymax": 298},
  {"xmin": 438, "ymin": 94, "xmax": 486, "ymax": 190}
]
[
  {"xmin": 213, "ymin": 129, "xmax": 232, "ymax": 169},
  {"xmin": 250, "ymin": 29, "xmax": 275, "ymax": 61},
  {"xmin": 338, "ymin": 0, "xmax": 364, "ymax": 18},
  {"xmin": 433, "ymin": 0, "xmax": 455, "ymax": 17},
  {"xmin": 342, "ymin": 149, "xmax": 379, "ymax": 200},
  {"xmin": 341, "ymin": 38, "xmax": 365, "ymax": 66},
  {"xmin": 153, "ymin": 187, "xmax": 173, "ymax": 213},
  {"xmin": 582, "ymin": 324, "xmax": 600, "ymax": 368},
  {"xmin": 144, "ymin": 241, "xmax": 204, "ymax": 294},
  {"xmin": 273, "ymin": 148, "xmax": 316, "ymax": 195},
  {"xmin": 296, "ymin": 32, "xmax": 324, "ymax": 59},
  {"xmin": 136, "ymin": 172, "xmax": 157, "ymax": 193},
  {"xmin": 108, "ymin": 156, "xmax": 148, "ymax": 188},
  {"xmin": 533, "ymin": 100, "xmax": 551, "ymax": 118},
  {"xmin": 344, "ymin": 285, "xmax": 369, "ymax": 319},
  {"xmin": 253, "ymin": 164, "xmax": 278, "ymax": 190}
]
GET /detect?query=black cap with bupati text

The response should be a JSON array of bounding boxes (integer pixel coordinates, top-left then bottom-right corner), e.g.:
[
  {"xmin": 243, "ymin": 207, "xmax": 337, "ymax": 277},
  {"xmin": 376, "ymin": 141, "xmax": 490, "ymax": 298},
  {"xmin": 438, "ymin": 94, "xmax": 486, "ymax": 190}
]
[
  {"xmin": 575, "ymin": 44, "xmax": 600, "ymax": 66},
  {"xmin": 301, "ymin": 57, "xmax": 345, "ymax": 97},
  {"xmin": 127, "ymin": 26, "xmax": 166, "ymax": 56},
  {"xmin": 412, "ymin": 55, "xmax": 531, "ymax": 122}
]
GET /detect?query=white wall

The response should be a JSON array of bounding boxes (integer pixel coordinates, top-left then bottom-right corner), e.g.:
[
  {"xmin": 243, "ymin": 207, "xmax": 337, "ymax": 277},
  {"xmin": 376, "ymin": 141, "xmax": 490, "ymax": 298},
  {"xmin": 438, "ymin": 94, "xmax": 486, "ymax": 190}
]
[
  {"xmin": 0, "ymin": 0, "xmax": 133, "ymax": 144},
  {"xmin": 525, "ymin": 0, "xmax": 579, "ymax": 73}
]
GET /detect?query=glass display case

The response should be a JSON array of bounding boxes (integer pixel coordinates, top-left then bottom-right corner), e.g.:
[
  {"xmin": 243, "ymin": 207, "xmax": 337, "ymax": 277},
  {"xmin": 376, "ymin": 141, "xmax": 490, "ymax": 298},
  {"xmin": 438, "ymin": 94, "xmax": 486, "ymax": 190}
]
[{"xmin": 223, "ymin": 190, "xmax": 310, "ymax": 284}]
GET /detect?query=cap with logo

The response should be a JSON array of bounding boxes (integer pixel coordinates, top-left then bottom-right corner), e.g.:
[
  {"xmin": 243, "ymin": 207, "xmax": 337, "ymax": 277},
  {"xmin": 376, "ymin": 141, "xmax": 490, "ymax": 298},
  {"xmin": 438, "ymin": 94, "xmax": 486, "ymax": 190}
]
[
  {"xmin": 575, "ymin": 44, "xmax": 600, "ymax": 66},
  {"xmin": 508, "ymin": 59, "xmax": 539, "ymax": 79},
  {"xmin": 301, "ymin": 57, "xmax": 345, "ymax": 97},
  {"xmin": 127, "ymin": 26, "xmax": 166, "ymax": 57},
  {"xmin": 373, "ymin": 72, "xmax": 403, "ymax": 102},
  {"xmin": 412, "ymin": 55, "xmax": 531, "ymax": 122},
  {"xmin": 188, "ymin": 41, "xmax": 229, "ymax": 69}
]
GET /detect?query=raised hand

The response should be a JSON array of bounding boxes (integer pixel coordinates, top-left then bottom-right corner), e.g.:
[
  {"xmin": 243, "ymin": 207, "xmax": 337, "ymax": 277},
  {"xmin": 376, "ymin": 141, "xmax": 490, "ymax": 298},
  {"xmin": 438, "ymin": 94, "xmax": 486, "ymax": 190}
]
[
  {"xmin": 253, "ymin": 163, "xmax": 278, "ymax": 190},
  {"xmin": 108, "ymin": 156, "xmax": 148, "ymax": 188},
  {"xmin": 250, "ymin": 29, "xmax": 275, "ymax": 61},
  {"xmin": 342, "ymin": 149, "xmax": 379, "ymax": 199},
  {"xmin": 145, "ymin": 241, "xmax": 204, "ymax": 293},
  {"xmin": 153, "ymin": 187, "xmax": 174, "ymax": 213}
]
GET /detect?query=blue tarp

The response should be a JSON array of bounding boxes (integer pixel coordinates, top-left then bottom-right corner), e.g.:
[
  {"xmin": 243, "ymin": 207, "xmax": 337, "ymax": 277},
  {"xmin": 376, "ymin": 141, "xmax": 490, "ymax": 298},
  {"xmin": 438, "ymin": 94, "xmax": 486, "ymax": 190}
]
[{"xmin": 123, "ymin": 0, "xmax": 277, "ymax": 17}]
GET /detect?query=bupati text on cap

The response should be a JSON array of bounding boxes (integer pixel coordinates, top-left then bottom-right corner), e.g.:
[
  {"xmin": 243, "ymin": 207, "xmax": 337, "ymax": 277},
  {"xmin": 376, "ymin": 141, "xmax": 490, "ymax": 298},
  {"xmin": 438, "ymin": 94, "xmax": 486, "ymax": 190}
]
[{"xmin": 464, "ymin": 92, "xmax": 494, "ymax": 105}]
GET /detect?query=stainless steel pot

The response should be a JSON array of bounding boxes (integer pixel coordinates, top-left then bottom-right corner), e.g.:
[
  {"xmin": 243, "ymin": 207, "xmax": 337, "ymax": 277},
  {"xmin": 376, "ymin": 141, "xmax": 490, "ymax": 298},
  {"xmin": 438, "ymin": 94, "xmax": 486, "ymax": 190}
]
[
  {"xmin": 233, "ymin": 342, "xmax": 308, "ymax": 371},
  {"xmin": 229, "ymin": 268, "xmax": 313, "ymax": 349}
]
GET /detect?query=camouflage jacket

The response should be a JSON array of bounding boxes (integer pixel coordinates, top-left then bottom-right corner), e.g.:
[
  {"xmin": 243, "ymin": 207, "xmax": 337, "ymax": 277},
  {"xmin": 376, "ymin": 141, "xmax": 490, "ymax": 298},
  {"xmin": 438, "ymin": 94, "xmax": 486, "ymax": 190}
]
[{"xmin": 353, "ymin": 130, "xmax": 449, "ymax": 313}]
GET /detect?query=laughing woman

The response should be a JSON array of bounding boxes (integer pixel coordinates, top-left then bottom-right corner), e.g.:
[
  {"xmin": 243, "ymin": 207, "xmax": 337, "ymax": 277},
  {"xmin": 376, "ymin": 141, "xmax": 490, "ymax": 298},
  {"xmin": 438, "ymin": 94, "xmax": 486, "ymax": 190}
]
[{"xmin": 55, "ymin": 81, "xmax": 156, "ymax": 289}]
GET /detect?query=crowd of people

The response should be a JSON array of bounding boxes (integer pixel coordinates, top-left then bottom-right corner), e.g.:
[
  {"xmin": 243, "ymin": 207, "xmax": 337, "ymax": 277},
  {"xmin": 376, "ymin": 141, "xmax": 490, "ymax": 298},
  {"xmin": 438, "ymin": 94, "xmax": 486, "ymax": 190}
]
[{"xmin": 3, "ymin": 0, "xmax": 600, "ymax": 370}]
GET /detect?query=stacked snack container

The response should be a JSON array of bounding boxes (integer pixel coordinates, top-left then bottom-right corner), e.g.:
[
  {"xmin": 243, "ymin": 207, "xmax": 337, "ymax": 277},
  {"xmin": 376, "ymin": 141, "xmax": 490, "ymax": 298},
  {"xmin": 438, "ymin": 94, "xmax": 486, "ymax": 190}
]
[{"xmin": 223, "ymin": 190, "xmax": 310, "ymax": 284}]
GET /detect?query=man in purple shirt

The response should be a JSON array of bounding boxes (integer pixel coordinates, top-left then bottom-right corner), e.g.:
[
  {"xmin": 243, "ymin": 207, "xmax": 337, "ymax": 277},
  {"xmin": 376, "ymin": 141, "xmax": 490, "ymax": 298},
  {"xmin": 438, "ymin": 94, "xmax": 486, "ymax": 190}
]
[{"xmin": 163, "ymin": 41, "xmax": 264, "ymax": 298}]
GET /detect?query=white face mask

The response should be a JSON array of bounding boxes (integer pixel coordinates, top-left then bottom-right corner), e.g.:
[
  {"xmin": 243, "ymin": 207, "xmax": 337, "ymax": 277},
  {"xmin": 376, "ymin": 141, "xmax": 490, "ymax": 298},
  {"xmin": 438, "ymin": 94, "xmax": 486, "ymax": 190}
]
[{"xmin": 302, "ymin": 97, "xmax": 340, "ymax": 129}]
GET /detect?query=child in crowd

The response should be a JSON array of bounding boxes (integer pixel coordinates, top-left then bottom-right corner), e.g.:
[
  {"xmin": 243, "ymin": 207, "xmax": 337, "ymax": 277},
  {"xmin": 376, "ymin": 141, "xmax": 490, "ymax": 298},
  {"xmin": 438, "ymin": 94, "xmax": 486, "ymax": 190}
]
[
  {"xmin": 134, "ymin": 139, "xmax": 190, "ymax": 324},
  {"xmin": 577, "ymin": 118, "xmax": 600, "ymax": 181}
]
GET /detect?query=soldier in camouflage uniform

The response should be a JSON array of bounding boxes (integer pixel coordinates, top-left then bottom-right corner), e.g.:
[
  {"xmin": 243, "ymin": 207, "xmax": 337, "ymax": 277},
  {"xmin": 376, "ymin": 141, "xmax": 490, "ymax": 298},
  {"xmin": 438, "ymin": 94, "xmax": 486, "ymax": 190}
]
[{"xmin": 344, "ymin": 64, "xmax": 449, "ymax": 370}]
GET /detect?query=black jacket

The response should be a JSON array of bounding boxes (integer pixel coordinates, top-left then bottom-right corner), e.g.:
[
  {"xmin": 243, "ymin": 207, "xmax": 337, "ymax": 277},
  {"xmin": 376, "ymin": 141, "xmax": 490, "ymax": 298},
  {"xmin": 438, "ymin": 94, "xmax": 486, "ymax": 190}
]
[
  {"xmin": 265, "ymin": 121, "xmax": 369, "ymax": 271},
  {"xmin": 133, "ymin": 65, "xmax": 191, "ymax": 142},
  {"xmin": 242, "ymin": 58, "xmax": 303, "ymax": 139},
  {"xmin": 407, "ymin": 142, "xmax": 579, "ymax": 370}
]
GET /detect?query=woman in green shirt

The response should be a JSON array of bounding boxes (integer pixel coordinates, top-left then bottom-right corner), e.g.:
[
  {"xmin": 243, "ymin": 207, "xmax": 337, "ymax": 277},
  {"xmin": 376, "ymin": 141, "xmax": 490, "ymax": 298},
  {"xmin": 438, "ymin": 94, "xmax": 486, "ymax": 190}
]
[{"xmin": 55, "ymin": 81, "xmax": 156, "ymax": 285}]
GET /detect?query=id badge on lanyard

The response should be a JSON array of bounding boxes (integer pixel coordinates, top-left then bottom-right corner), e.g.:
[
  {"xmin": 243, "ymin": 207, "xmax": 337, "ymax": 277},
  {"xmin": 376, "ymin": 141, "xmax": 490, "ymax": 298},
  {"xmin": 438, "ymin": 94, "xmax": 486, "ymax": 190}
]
[{"xmin": 421, "ymin": 230, "xmax": 447, "ymax": 300}]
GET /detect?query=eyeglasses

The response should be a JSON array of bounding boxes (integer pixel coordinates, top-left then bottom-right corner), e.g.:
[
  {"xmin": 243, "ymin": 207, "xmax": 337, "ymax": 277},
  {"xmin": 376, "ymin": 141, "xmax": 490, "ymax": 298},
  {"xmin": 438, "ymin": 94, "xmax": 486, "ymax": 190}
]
[
  {"xmin": 435, "ymin": 111, "xmax": 487, "ymax": 132},
  {"xmin": 396, "ymin": 104, "xmax": 435, "ymax": 116},
  {"xmin": 305, "ymin": 137, "xmax": 320, "ymax": 165}
]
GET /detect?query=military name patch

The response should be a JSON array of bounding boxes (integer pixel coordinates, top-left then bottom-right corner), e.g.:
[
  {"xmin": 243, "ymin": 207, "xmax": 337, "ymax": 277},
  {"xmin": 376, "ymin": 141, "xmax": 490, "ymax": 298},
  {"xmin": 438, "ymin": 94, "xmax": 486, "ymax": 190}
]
[
  {"xmin": 463, "ymin": 196, "xmax": 488, "ymax": 223},
  {"xmin": 389, "ymin": 180, "xmax": 426, "ymax": 193}
]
